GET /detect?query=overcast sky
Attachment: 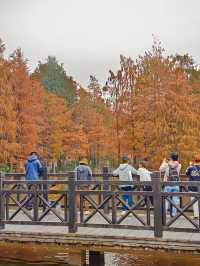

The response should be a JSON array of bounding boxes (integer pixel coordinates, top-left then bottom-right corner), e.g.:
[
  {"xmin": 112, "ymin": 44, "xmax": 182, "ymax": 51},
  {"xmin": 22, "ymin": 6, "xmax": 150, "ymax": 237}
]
[{"xmin": 0, "ymin": 0, "xmax": 199, "ymax": 87}]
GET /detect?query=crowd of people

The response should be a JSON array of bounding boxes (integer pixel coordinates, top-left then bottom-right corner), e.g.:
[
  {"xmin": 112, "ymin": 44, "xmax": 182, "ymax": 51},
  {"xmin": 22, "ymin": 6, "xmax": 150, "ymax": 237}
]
[
  {"xmin": 23, "ymin": 151, "xmax": 200, "ymax": 220},
  {"xmin": 112, "ymin": 152, "xmax": 200, "ymax": 219}
]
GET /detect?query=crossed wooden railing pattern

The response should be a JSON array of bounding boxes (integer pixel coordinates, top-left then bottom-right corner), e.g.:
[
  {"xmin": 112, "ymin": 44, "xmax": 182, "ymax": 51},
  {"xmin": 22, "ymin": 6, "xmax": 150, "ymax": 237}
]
[{"xmin": 0, "ymin": 170, "xmax": 200, "ymax": 237}]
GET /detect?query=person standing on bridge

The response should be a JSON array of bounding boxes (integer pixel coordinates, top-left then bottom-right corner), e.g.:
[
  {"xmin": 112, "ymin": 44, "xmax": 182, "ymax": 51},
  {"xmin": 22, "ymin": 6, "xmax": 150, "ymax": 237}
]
[
  {"xmin": 74, "ymin": 158, "xmax": 92, "ymax": 214},
  {"xmin": 186, "ymin": 154, "xmax": 200, "ymax": 220},
  {"xmin": 113, "ymin": 155, "xmax": 137, "ymax": 214},
  {"xmin": 24, "ymin": 152, "xmax": 43, "ymax": 210},
  {"xmin": 24, "ymin": 152, "xmax": 43, "ymax": 180},
  {"xmin": 137, "ymin": 160, "xmax": 153, "ymax": 205},
  {"xmin": 160, "ymin": 152, "xmax": 181, "ymax": 217}
]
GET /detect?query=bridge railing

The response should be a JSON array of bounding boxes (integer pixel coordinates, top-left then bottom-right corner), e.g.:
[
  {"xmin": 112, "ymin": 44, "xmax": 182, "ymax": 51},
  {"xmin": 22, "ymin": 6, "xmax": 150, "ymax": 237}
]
[{"xmin": 0, "ymin": 170, "xmax": 200, "ymax": 238}]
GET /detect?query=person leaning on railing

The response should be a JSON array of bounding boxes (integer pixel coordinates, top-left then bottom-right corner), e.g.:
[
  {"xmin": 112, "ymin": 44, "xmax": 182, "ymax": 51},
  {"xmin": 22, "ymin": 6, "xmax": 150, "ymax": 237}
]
[
  {"xmin": 74, "ymin": 158, "xmax": 92, "ymax": 214},
  {"xmin": 186, "ymin": 154, "xmax": 200, "ymax": 220},
  {"xmin": 159, "ymin": 152, "xmax": 181, "ymax": 217},
  {"xmin": 113, "ymin": 155, "xmax": 137, "ymax": 213},
  {"xmin": 137, "ymin": 160, "xmax": 153, "ymax": 205}
]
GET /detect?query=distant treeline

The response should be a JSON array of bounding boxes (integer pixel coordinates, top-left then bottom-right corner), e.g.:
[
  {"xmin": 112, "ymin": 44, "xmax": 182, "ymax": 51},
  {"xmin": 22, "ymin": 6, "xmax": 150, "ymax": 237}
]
[{"xmin": 0, "ymin": 38, "xmax": 200, "ymax": 171}]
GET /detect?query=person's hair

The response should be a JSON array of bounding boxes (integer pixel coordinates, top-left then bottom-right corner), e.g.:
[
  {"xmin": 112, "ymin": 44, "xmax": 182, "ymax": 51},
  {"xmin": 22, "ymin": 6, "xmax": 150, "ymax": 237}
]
[
  {"xmin": 139, "ymin": 160, "xmax": 147, "ymax": 168},
  {"xmin": 122, "ymin": 155, "xmax": 129, "ymax": 163},
  {"xmin": 29, "ymin": 151, "xmax": 37, "ymax": 156},
  {"xmin": 194, "ymin": 154, "xmax": 200, "ymax": 163},
  {"xmin": 170, "ymin": 152, "xmax": 179, "ymax": 161}
]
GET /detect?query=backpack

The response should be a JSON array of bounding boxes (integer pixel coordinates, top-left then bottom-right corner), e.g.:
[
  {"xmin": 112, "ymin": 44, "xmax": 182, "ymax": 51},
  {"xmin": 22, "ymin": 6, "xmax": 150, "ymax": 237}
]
[{"xmin": 168, "ymin": 165, "xmax": 179, "ymax": 181}]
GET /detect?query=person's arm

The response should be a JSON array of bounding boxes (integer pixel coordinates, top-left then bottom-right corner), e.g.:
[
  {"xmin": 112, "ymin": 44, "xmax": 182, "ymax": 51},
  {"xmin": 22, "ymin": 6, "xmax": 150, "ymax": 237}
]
[
  {"xmin": 113, "ymin": 167, "xmax": 119, "ymax": 176},
  {"xmin": 131, "ymin": 166, "xmax": 138, "ymax": 175},
  {"xmin": 159, "ymin": 160, "xmax": 168, "ymax": 172},
  {"xmin": 37, "ymin": 160, "xmax": 43, "ymax": 176},
  {"xmin": 163, "ymin": 166, "xmax": 169, "ymax": 181}
]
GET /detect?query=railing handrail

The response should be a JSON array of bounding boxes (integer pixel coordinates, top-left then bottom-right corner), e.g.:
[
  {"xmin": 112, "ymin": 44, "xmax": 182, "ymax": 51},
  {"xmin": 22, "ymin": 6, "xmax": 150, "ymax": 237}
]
[
  {"xmin": 3, "ymin": 178, "xmax": 200, "ymax": 185},
  {"xmin": 2, "ymin": 171, "xmax": 193, "ymax": 181}
]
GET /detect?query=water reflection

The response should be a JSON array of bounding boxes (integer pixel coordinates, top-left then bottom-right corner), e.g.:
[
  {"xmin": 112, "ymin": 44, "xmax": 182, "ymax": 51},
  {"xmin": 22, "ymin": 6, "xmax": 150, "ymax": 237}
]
[
  {"xmin": 0, "ymin": 242, "xmax": 200, "ymax": 266},
  {"xmin": 107, "ymin": 252, "xmax": 200, "ymax": 266}
]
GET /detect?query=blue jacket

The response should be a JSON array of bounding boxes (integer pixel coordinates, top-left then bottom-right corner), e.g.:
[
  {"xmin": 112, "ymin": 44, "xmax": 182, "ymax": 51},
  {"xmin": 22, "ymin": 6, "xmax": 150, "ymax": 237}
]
[{"xmin": 24, "ymin": 155, "xmax": 43, "ymax": 180}]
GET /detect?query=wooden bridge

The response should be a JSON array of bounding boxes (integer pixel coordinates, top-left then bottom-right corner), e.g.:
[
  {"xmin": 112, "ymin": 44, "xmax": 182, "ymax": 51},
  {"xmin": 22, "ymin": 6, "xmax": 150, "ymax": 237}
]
[{"xmin": 0, "ymin": 169, "xmax": 200, "ymax": 265}]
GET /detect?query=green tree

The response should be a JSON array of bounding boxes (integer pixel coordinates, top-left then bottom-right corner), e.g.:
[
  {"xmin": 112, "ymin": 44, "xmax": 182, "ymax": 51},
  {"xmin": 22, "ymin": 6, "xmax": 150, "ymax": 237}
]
[{"xmin": 32, "ymin": 56, "xmax": 77, "ymax": 107}]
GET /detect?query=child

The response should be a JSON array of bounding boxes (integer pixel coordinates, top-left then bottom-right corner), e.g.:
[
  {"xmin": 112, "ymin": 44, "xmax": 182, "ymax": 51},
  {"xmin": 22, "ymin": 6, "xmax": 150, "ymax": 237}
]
[
  {"xmin": 137, "ymin": 160, "xmax": 151, "ymax": 182},
  {"xmin": 137, "ymin": 160, "xmax": 153, "ymax": 205}
]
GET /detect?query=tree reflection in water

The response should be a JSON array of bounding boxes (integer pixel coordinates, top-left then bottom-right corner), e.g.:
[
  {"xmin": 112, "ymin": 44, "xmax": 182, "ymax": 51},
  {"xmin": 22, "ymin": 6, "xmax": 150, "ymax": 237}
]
[
  {"xmin": 108, "ymin": 251, "xmax": 200, "ymax": 266},
  {"xmin": 0, "ymin": 242, "xmax": 200, "ymax": 266}
]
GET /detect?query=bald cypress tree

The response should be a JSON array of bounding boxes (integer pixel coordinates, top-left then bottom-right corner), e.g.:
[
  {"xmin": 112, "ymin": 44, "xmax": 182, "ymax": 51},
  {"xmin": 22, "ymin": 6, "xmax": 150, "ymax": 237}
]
[{"xmin": 32, "ymin": 56, "xmax": 77, "ymax": 107}]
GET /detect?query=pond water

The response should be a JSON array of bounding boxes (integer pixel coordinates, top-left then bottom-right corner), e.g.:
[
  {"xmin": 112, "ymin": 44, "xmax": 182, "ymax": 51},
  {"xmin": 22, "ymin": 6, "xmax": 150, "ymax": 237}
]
[{"xmin": 0, "ymin": 242, "xmax": 200, "ymax": 266}]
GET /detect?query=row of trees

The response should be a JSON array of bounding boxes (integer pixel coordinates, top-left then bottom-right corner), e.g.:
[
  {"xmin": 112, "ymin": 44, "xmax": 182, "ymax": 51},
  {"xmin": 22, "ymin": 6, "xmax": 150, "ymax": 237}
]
[
  {"xmin": 0, "ymin": 39, "xmax": 112, "ymax": 171},
  {"xmin": 0, "ymin": 38, "xmax": 200, "ymax": 171},
  {"xmin": 103, "ymin": 40, "xmax": 200, "ymax": 168}
]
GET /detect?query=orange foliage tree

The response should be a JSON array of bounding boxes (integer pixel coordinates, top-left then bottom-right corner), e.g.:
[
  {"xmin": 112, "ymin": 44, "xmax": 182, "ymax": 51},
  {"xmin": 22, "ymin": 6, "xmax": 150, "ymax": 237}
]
[
  {"xmin": 9, "ymin": 49, "xmax": 44, "ymax": 165},
  {"xmin": 42, "ymin": 92, "xmax": 69, "ymax": 164},
  {"xmin": 0, "ymin": 45, "xmax": 18, "ymax": 167},
  {"xmin": 105, "ymin": 39, "xmax": 200, "ymax": 169}
]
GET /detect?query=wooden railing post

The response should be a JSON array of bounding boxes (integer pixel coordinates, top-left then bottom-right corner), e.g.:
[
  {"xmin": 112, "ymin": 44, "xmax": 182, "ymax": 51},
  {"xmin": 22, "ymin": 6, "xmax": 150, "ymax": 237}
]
[
  {"xmin": 68, "ymin": 171, "xmax": 77, "ymax": 233},
  {"xmin": 0, "ymin": 172, "xmax": 5, "ymax": 229},
  {"xmin": 103, "ymin": 167, "xmax": 109, "ymax": 214},
  {"xmin": 33, "ymin": 183, "xmax": 39, "ymax": 221},
  {"xmin": 42, "ymin": 166, "xmax": 48, "ymax": 211},
  {"xmin": 152, "ymin": 171, "xmax": 163, "ymax": 238},
  {"xmin": 111, "ymin": 184, "xmax": 117, "ymax": 224}
]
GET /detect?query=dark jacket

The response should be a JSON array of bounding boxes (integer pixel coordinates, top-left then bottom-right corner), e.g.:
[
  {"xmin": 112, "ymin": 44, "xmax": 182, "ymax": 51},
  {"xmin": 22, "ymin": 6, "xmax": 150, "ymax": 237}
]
[
  {"xmin": 186, "ymin": 165, "xmax": 200, "ymax": 192},
  {"xmin": 24, "ymin": 155, "xmax": 43, "ymax": 181}
]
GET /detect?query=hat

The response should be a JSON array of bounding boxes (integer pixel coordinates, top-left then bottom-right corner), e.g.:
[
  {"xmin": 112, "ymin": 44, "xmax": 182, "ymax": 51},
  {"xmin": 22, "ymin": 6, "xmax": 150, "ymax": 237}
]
[{"xmin": 79, "ymin": 158, "xmax": 88, "ymax": 165}]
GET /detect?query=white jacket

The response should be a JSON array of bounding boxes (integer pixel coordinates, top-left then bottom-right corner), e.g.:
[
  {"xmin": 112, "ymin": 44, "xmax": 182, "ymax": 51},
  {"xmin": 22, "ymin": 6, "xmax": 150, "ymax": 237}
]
[
  {"xmin": 137, "ymin": 167, "xmax": 151, "ymax": 181},
  {"xmin": 113, "ymin": 163, "xmax": 137, "ymax": 187}
]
